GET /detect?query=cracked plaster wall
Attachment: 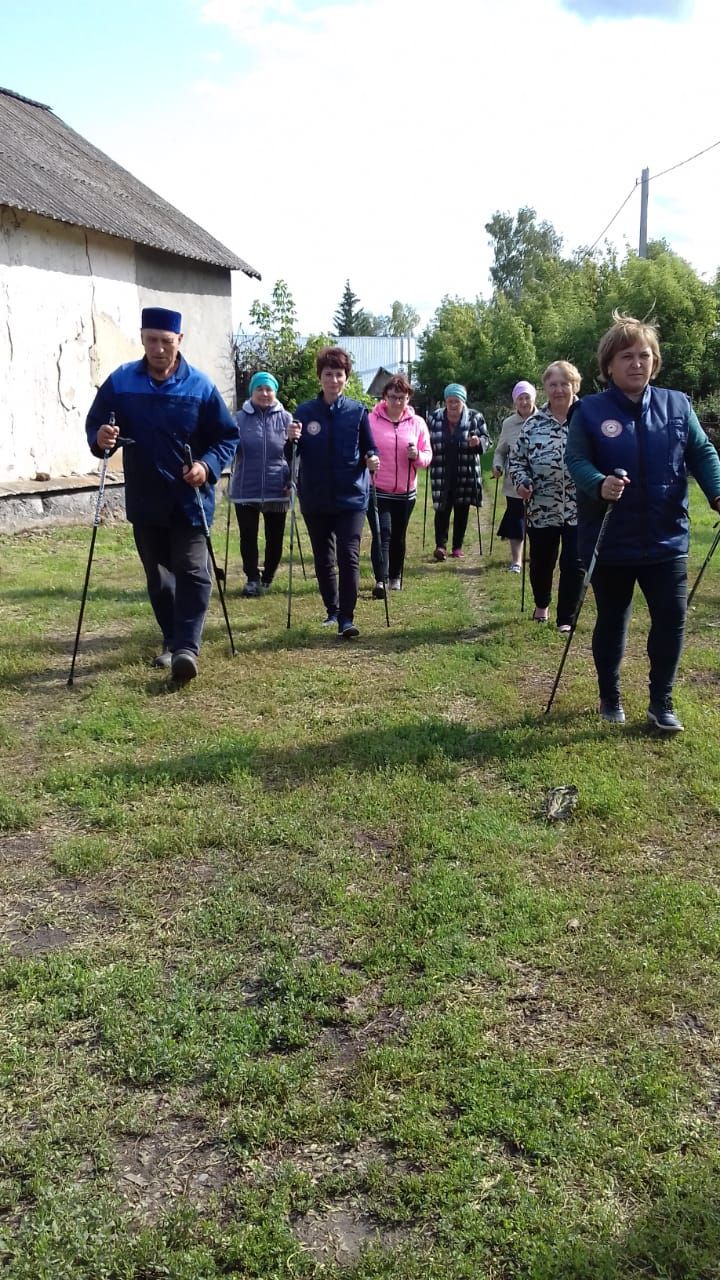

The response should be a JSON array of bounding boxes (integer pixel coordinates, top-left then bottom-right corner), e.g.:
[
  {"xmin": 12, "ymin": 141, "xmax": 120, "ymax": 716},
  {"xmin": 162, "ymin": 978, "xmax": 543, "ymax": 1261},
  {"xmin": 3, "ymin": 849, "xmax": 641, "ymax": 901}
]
[{"xmin": 0, "ymin": 208, "xmax": 236, "ymax": 483}]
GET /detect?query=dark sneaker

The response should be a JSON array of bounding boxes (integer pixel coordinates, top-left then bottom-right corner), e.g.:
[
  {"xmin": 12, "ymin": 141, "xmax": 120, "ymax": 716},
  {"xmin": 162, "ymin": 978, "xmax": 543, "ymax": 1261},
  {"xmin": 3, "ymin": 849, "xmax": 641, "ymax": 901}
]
[
  {"xmin": 152, "ymin": 649, "xmax": 172, "ymax": 669},
  {"xmin": 647, "ymin": 701, "xmax": 684, "ymax": 733},
  {"xmin": 321, "ymin": 612, "xmax": 338, "ymax": 627},
  {"xmin": 372, "ymin": 582, "xmax": 386, "ymax": 599},
  {"xmin": 599, "ymin": 698, "xmax": 625, "ymax": 724},
  {"xmin": 338, "ymin": 619, "xmax": 360, "ymax": 639},
  {"xmin": 171, "ymin": 649, "xmax": 199, "ymax": 683},
  {"xmin": 433, "ymin": 546, "xmax": 447, "ymax": 561},
  {"xmin": 241, "ymin": 579, "xmax": 262, "ymax": 598}
]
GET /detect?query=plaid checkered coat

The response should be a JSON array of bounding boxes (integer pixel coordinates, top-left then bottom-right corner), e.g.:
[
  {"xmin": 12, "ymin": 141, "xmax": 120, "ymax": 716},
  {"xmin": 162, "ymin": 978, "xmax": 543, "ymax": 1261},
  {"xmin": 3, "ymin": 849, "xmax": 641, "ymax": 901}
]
[{"xmin": 428, "ymin": 407, "xmax": 491, "ymax": 509}]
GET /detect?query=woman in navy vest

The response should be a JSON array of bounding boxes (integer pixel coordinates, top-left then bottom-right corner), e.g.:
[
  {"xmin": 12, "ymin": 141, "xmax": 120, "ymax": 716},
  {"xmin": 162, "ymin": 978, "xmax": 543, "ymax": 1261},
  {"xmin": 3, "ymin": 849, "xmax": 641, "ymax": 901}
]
[
  {"xmin": 566, "ymin": 312, "xmax": 720, "ymax": 733},
  {"xmin": 287, "ymin": 347, "xmax": 379, "ymax": 639}
]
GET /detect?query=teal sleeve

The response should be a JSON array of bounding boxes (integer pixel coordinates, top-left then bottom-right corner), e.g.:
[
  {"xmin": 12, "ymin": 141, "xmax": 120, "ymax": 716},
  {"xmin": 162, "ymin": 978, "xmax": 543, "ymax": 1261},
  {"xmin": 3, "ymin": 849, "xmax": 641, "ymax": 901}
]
[
  {"xmin": 685, "ymin": 410, "xmax": 720, "ymax": 506},
  {"xmin": 565, "ymin": 411, "xmax": 605, "ymax": 500}
]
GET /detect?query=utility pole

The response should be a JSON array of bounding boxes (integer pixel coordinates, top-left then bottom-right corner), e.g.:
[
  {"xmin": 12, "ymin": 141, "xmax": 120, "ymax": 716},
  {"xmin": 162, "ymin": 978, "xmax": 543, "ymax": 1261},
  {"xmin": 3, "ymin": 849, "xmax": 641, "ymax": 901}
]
[{"xmin": 639, "ymin": 167, "xmax": 649, "ymax": 258}]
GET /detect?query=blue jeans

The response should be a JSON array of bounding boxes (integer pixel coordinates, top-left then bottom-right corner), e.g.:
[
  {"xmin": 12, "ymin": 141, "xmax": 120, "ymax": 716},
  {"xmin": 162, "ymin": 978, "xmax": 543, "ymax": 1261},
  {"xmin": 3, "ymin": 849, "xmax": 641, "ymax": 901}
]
[
  {"xmin": 589, "ymin": 557, "xmax": 687, "ymax": 703},
  {"xmin": 133, "ymin": 514, "xmax": 211, "ymax": 655}
]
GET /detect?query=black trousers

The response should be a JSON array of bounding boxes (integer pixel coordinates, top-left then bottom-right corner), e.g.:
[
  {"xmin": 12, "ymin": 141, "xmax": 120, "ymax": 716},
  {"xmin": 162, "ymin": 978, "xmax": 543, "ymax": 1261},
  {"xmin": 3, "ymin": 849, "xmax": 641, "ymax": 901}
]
[
  {"xmin": 234, "ymin": 505, "xmax": 287, "ymax": 585},
  {"xmin": 527, "ymin": 523, "xmax": 584, "ymax": 625},
  {"xmin": 369, "ymin": 496, "xmax": 415, "ymax": 581},
  {"xmin": 590, "ymin": 557, "xmax": 687, "ymax": 704},
  {"xmin": 303, "ymin": 509, "xmax": 366, "ymax": 623},
  {"xmin": 434, "ymin": 498, "xmax": 470, "ymax": 552},
  {"xmin": 133, "ymin": 514, "xmax": 211, "ymax": 655}
]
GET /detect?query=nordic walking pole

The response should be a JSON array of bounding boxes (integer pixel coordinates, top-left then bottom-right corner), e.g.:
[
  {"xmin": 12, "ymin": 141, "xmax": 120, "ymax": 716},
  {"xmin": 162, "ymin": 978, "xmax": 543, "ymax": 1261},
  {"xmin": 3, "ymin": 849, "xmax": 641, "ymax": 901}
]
[
  {"xmin": 286, "ymin": 440, "xmax": 300, "ymax": 629},
  {"xmin": 68, "ymin": 423, "xmax": 112, "ymax": 685},
  {"xmin": 469, "ymin": 432, "xmax": 483, "ymax": 556},
  {"xmin": 520, "ymin": 500, "xmax": 529, "ymax": 613},
  {"xmin": 184, "ymin": 444, "xmax": 237, "ymax": 656},
  {"xmin": 687, "ymin": 520, "xmax": 720, "ymax": 607},
  {"xmin": 400, "ymin": 449, "xmax": 414, "ymax": 590},
  {"xmin": 221, "ymin": 472, "xmax": 232, "ymax": 585},
  {"xmin": 295, "ymin": 513, "xmax": 308, "ymax": 581},
  {"xmin": 67, "ymin": 416, "xmax": 133, "ymax": 685},
  {"xmin": 422, "ymin": 462, "xmax": 429, "ymax": 551},
  {"xmin": 545, "ymin": 468, "xmax": 628, "ymax": 715},
  {"xmin": 369, "ymin": 477, "xmax": 390, "ymax": 628},
  {"xmin": 489, "ymin": 472, "xmax": 500, "ymax": 556}
]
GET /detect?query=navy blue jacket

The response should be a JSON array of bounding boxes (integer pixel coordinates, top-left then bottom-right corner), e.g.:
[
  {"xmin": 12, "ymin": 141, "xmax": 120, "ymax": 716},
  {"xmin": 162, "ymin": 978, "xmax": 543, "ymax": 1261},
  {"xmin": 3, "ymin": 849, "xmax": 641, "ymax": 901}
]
[
  {"xmin": 566, "ymin": 383, "xmax": 720, "ymax": 564},
  {"xmin": 230, "ymin": 399, "xmax": 291, "ymax": 508},
  {"xmin": 290, "ymin": 395, "xmax": 377, "ymax": 515},
  {"xmin": 86, "ymin": 356, "xmax": 239, "ymax": 527}
]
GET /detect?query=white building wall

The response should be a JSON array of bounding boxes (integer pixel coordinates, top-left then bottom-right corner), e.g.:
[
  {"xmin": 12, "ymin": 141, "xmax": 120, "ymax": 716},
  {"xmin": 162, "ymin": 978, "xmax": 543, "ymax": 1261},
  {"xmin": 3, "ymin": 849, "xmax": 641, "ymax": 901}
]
[{"xmin": 0, "ymin": 209, "xmax": 236, "ymax": 482}]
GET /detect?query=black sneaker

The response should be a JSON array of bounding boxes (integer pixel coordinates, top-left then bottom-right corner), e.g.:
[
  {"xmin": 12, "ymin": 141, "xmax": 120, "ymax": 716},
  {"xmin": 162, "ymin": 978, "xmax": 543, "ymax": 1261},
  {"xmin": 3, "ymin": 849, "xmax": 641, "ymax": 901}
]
[
  {"xmin": 171, "ymin": 649, "xmax": 199, "ymax": 683},
  {"xmin": 647, "ymin": 700, "xmax": 684, "ymax": 733},
  {"xmin": 152, "ymin": 648, "xmax": 172, "ymax": 669},
  {"xmin": 338, "ymin": 619, "xmax": 360, "ymax": 639},
  {"xmin": 598, "ymin": 697, "xmax": 625, "ymax": 724},
  {"xmin": 241, "ymin": 579, "xmax": 262, "ymax": 598},
  {"xmin": 372, "ymin": 582, "xmax": 386, "ymax": 599}
]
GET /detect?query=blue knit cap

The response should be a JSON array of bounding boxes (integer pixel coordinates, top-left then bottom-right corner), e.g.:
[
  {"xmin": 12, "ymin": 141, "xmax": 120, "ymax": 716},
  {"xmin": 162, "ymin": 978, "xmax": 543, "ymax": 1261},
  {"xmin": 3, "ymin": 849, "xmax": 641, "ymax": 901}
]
[
  {"xmin": 444, "ymin": 382, "xmax": 467, "ymax": 402},
  {"xmin": 141, "ymin": 307, "xmax": 182, "ymax": 333},
  {"xmin": 249, "ymin": 371, "xmax": 279, "ymax": 395}
]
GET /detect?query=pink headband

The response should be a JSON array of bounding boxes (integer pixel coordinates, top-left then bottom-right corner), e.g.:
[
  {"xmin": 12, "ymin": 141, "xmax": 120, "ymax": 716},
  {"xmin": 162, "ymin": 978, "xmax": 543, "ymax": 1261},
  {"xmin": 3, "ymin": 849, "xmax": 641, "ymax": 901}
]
[{"xmin": 512, "ymin": 380, "xmax": 535, "ymax": 402}]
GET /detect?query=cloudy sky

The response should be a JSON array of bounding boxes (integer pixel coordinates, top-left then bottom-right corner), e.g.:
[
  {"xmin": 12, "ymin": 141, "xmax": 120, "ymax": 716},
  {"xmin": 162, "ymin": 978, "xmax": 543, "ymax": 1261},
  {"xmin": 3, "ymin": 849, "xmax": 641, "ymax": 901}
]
[{"xmin": 1, "ymin": 0, "xmax": 717, "ymax": 333}]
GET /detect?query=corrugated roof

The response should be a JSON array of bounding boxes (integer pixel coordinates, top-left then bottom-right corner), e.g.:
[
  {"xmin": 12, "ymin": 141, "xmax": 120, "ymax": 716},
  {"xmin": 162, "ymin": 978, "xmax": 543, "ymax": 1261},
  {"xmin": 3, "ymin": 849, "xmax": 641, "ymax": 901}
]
[{"xmin": 0, "ymin": 86, "xmax": 260, "ymax": 277}]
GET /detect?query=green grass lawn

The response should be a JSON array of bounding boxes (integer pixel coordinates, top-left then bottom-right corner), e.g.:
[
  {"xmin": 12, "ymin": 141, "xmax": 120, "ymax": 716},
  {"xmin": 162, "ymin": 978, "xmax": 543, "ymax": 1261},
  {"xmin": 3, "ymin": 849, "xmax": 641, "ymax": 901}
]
[{"xmin": 1, "ymin": 477, "xmax": 720, "ymax": 1278}]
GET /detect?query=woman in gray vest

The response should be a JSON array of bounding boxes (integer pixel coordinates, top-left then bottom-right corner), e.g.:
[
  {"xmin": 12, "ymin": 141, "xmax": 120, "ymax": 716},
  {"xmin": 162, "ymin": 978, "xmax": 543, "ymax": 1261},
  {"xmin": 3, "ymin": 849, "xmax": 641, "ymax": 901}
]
[{"xmin": 230, "ymin": 372, "xmax": 291, "ymax": 597}]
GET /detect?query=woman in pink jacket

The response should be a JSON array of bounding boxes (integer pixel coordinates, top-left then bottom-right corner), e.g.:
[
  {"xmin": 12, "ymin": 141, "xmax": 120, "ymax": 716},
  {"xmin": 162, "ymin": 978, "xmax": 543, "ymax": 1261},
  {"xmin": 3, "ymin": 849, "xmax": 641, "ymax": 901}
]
[{"xmin": 368, "ymin": 375, "xmax": 432, "ymax": 594}]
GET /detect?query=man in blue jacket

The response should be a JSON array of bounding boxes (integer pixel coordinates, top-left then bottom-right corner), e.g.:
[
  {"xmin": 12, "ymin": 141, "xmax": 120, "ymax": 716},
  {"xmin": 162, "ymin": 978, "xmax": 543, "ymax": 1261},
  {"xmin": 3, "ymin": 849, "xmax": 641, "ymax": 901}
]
[
  {"xmin": 85, "ymin": 307, "xmax": 239, "ymax": 683},
  {"xmin": 287, "ymin": 346, "xmax": 379, "ymax": 638}
]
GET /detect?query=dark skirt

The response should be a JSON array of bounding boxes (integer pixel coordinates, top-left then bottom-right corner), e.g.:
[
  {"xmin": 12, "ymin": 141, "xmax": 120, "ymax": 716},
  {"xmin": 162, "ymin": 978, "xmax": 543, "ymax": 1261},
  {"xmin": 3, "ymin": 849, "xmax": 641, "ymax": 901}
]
[{"xmin": 497, "ymin": 496, "xmax": 525, "ymax": 541}]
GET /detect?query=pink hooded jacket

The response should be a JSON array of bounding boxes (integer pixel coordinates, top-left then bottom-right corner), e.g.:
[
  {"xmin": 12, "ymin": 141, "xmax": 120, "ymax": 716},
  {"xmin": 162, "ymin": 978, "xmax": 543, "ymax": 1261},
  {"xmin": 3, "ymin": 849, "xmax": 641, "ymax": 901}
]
[{"xmin": 369, "ymin": 403, "xmax": 432, "ymax": 496}]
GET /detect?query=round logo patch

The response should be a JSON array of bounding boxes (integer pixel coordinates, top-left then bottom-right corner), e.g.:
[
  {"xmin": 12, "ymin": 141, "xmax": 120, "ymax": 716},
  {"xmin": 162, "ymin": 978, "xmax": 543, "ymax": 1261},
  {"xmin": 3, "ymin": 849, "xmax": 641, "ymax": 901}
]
[
  {"xmin": 601, "ymin": 419, "xmax": 623, "ymax": 438},
  {"xmin": 307, "ymin": 420, "xmax": 321, "ymax": 436}
]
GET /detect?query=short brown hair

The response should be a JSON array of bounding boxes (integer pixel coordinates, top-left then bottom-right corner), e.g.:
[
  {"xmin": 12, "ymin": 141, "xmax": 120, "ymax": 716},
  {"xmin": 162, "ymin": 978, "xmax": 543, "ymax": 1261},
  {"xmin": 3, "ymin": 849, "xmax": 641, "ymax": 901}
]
[
  {"xmin": 597, "ymin": 310, "xmax": 662, "ymax": 381},
  {"xmin": 316, "ymin": 345, "xmax": 352, "ymax": 377},
  {"xmin": 542, "ymin": 360, "xmax": 582, "ymax": 393},
  {"xmin": 382, "ymin": 374, "xmax": 413, "ymax": 399}
]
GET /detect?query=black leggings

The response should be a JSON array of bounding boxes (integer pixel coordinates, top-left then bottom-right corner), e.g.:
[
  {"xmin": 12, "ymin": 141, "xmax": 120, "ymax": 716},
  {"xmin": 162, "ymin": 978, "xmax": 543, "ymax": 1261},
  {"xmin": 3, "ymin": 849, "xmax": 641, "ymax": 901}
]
[
  {"xmin": 234, "ymin": 505, "xmax": 287, "ymax": 585},
  {"xmin": 303, "ymin": 508, "xmax": 366, "ymax": 623},
  {"xmin": 590, "ymin": 557, "xmax": 687, "ymax": 704},
  {"xmin": 527, "ymin": 524, "xmax": 584, "ymax": 626},
  {"xmin": 434, "ymin": 500, "xmax": 470, "ymax": 552},
  {"xmin": 369, "ymin": 496, "xmax": 415, "ymax": 581}
]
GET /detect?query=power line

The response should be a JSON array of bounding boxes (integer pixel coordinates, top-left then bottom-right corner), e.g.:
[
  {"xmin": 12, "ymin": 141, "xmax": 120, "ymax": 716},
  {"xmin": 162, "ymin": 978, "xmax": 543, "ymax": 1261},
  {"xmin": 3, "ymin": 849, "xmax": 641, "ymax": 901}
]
[
  {"xmin": 581, "ymin": 183, "xmax": 638, "ymax": 258},
  {"xmin": 650, "ymin": 137, "xmax": 720, "ymax": 183},
  {"xmin": 581, "ymin": 136, "xmax": 720, "ymax": 259}
]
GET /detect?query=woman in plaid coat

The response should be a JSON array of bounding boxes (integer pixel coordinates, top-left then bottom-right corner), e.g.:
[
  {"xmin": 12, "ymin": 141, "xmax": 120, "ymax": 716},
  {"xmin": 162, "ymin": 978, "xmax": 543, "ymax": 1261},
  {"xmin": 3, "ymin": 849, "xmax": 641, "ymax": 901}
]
[{"xmin": 427, "ymin": 383, "xmax": 491, "ymax": 559}]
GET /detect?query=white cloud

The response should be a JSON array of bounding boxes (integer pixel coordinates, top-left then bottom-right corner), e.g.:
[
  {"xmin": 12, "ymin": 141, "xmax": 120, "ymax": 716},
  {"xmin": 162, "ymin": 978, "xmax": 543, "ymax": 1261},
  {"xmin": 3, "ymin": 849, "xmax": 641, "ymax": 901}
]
[{"xmin": 97, "ymin": 0, "xmax": 720, "ymax": 334}]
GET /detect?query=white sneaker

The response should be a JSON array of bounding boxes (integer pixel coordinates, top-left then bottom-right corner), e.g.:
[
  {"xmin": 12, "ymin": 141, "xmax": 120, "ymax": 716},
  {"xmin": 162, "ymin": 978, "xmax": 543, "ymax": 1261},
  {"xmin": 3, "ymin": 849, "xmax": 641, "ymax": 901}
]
[{"xmin": 389, "ymin": 578, "xmax": 402, "ymax": 591}]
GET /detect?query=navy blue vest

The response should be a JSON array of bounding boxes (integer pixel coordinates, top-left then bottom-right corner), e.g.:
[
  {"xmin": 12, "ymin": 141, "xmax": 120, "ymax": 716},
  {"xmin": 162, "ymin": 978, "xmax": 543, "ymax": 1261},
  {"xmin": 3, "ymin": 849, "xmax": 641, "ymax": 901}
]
[{"xmin": 575, "ymin": 384, "xmax": 691, "ymax": 563}]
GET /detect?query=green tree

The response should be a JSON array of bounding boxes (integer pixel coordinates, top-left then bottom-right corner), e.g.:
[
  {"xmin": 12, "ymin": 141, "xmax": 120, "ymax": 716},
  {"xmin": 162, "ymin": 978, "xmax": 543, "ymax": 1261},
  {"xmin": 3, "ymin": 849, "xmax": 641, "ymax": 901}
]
[
  {"xmin": 231, "ymin": 280, "xmax": 370, "ymax": 411},
  {"xmin": 415, "ymin": 297, "xmax": 484, "ymax": 405},
  {"xmin": 388, "ymin": 301, "xmax": 420, "ymax": 336},
  {"xmin": 603, "ymin": 243, "xmax": 718, "ymax": 394},
  {"xmin": 333, "ymin": 280, "xmax": 373, "ymax": 335},
  {"xmin": 486, "ymin": 207, "xmax": 563, "ymax": 301}
]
